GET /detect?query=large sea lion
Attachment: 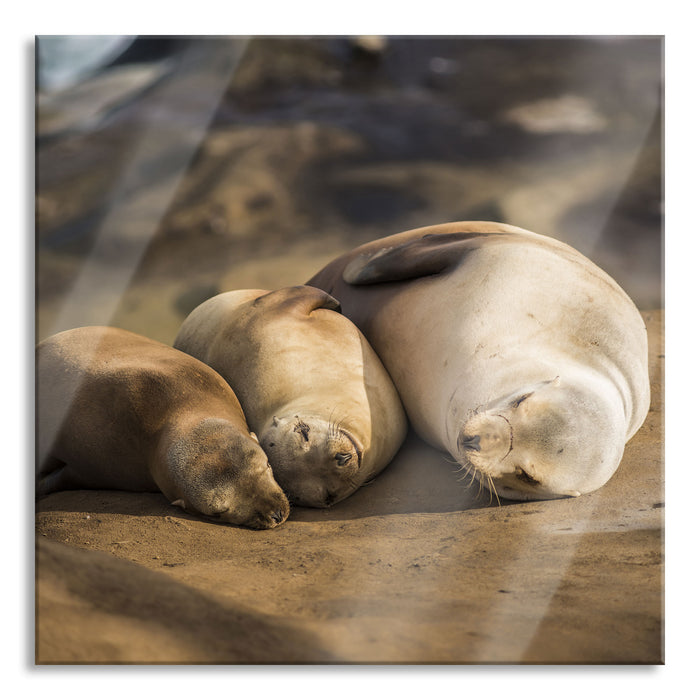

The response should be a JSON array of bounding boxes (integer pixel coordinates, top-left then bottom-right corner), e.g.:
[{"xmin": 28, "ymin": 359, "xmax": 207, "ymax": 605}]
[
  {"xmin": 36, "ymin": 326, "xmax": 290, "ymax": 529},
  {"xmin": 307, "ymin": 221, "xmax": 651, "ymax": 501},
  {"xmin": 174, "ymin": 285, "xmax": 407, "ymax": 507}
]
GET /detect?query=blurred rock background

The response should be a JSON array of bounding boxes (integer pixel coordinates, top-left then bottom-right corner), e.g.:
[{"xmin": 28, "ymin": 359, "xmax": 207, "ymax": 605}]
[{"xmin": 35, "ymin": 35, "xmax": 663, "ymax": 345}]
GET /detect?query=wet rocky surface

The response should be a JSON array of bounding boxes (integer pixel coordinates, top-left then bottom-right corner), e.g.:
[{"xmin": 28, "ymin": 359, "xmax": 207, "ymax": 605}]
[{"xmin": 36, "ymin": 36, "xmax": 662, "ymax": 344}]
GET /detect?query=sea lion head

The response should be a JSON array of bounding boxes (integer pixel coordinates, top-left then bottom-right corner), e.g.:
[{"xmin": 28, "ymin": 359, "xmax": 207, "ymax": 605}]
[
  {"xmin": 456, "ymin": 377, "xmax": 625, "ymax": 501},
  {"xmin": 259, "ymin": 414, "xmax": 364, "ymax": 508},
  {"xmin": 166, "ymin": 418, "xmax": 290, "ymax": 529}
]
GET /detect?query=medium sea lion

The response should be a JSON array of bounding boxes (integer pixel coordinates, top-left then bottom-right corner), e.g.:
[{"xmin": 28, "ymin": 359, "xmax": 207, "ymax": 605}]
[
  {"xmin": 174, "ymin": 286, "xmax": 407, "ymax": 507},
  {"xmin": 307, "ymin": 221, "xmax": 651, "ymax": 501},
  {"xmin": 36, "ymin": 326, "xmax": 290, "ymax": 529}
]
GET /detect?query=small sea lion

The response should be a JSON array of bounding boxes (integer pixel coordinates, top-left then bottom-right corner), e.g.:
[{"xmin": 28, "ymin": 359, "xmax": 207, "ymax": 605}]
[
  {"xmin": 174, "ymin": 286, "xmax": 407, "ymax": 507},
  {"xmin": 307, "ymin": 221, "xmax": 651, "ymax": 501},
  {"xmin": 36, "ymin": 326, "xmax": 289, "ymax": 529}
]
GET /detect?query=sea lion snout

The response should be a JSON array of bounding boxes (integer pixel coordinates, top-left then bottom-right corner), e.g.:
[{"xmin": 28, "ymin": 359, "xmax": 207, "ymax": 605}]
[
  {"xmin": 458, "ymin": 414, "xmax": 512, "ymax": 464},
  {"xmin": 249, "ymin": 501, "xmax": 290, "ymax": 529},
  {"xmin": 175, "ymin": 478, "xmax": 290, "ymax": 529},
  {"xmin": 244, "ymin": 470, "xmax": 291, "ymax": 529},
  {"xmin": 230, "ymin": 487, "xmax": 291, "ymax": 529},
  {"xmin": 461, "ymin": 434, "xmax": 481, "ymax": 451},
  {"xmin": 259, "ymin": 414, "xmax": 367, "ymax": 508}
]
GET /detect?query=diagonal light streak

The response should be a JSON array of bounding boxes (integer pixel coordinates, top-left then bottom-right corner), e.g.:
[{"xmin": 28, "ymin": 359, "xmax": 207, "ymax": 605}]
[
  {"xmin": 37, "ymin": 37, "xmax": 248, "ymax": 475},
  {"xmin": 46, "ymin": 37, "xmax": 249, "ymax": 336}
]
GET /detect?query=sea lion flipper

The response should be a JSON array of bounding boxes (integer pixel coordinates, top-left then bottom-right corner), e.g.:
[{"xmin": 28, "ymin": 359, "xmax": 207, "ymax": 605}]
[
  {"xmin": 256, "ymin": 285, "xmax": 342, "ymax": 315},
  {"xmin": 342, "ymin": 231, "xmax": 498, "ymax": 285}
]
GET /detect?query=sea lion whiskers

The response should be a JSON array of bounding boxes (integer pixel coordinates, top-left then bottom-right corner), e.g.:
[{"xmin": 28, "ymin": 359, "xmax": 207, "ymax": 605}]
[
  {"xmin": 486, "ymin": 474, "xmax": 502, "ymax": 507},
  {"xmin": 468, "ymin": 468, "xmax": 480, "ymax": 488},
  {"xmin": 325, "ymin": 407, "xmax": 350, "ymax": 443},
  {"xmin": 326, "ymin": 406, "xmax": 340, "ymax": 438},
  {"xmin": 455, "ymin": 456, "xmax": 503, "ymax": 506},
  {"xmin": 456, "ymin": 456, "xmax": 484, "ymax": 490},
  {"xmin": 453, "ymin": 467, "xmax": 473, "ymax": 482},
  {"xmin": 453, "ymin": 457, "xmax": 480, "ymax": 487},
  {"xmin": 442, "ymin": 454, "xmax": 464, "ymax": 476}
]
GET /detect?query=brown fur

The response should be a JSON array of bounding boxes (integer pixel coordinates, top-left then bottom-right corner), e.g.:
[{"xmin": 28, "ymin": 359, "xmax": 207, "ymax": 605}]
[{"xmin": 36, "ymin": 326, "xmax": 289, "ymax": 529}]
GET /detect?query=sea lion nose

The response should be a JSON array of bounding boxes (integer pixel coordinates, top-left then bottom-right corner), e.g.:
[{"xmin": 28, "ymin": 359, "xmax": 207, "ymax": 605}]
[
  {"xmin": 461, "ymin": 434, "xmax": 481, "ymax": 452},
  {"xmin": 323, "ymin": 490, "xmax": 338, "ymax": 507},
  {"xmin": 271, "ymin": 510, "xmax": 285, "ymax": 524}
]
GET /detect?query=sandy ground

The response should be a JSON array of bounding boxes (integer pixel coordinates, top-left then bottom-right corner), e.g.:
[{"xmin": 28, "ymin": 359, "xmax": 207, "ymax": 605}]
[{"xmin": 35, "ymin": 310, "xmax": 663, "ymax": 665}]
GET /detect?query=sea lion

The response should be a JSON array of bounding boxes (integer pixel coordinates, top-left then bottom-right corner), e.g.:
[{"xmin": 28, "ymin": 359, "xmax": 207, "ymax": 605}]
[
  {"xmin": 173, "ymin": 285, "xmax": 407, "ymax": 507},
  {"xmin": 307, "ymin": 221, "xmax": 651, "ymax": 501},
  {"xmin": 36, "ymin": 326, "xmax": 290, "ymax": 529}
]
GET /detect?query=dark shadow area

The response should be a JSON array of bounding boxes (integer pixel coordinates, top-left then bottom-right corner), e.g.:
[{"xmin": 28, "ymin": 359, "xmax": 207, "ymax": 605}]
[
  {"xmin": 289, "ymin": 431, "xmax": 514, "ymax": 522},
  {"xmin": 35, "ymin": 431, "xmax": 515, "ymax": 523},
  {"xmin": 35, "ymin": 490, "xmax": 281, "ymax": 532},
  {"xmin": 37, "ymin": 489, "xmax": 192, "ymax": 518},
  {"xmin": 36, "ymin": 538, "xmax": 335, "ymax": 663}
]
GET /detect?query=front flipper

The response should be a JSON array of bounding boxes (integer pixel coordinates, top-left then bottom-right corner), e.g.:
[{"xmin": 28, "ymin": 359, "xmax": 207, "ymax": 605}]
[
  {"xmin": 253, "ymin": 285, "xmax": 342, "ymax": 316},
  {"xmin": 342, "ymin": 231, "xmax": 507, "ymax": 285}
]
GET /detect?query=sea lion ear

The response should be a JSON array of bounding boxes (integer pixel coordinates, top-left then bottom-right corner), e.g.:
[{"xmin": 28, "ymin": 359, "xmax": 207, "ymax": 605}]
[
  {"xmin": 258, "ymin": 285, "xmax": 341, "ymax": 315},
  {"xmin": 342, "ymin": 231, "xmax": 496, "ymax": 285},
  {"xmin": 250, "ymin": 432, "xmax": 259, "ymax": 443}
]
